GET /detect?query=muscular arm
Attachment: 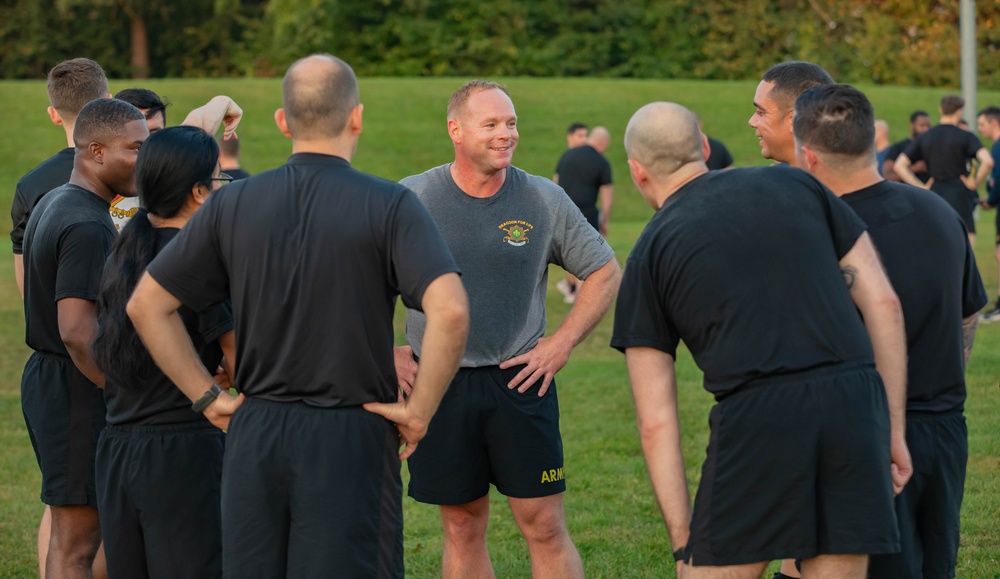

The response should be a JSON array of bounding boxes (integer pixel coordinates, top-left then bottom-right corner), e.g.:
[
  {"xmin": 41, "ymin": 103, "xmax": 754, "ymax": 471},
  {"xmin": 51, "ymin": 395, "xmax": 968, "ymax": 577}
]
[
  {"xmin": 127, "ymin": 273, "xmax": 242, "ymax": 430},
  {"xmin": 501, "ymin": 256, "xmax": 622, "ymax": 394},
  {"xmin": 894, "ymin": 154, "xmax": 929, "ymax": 189},
  {"xmin": 840, "ymin": 232, "xmax": 911, "ymax": 493},
  {"xmin": 598, "ymin": 184, "xmax": 613, "ymax": 236},
  {"xmin": 626, "ymin": 347, "xmax": 691, "ymax": 567},
  {"xmin": 962, "ymin": 314, "xmax": 978, "ymax": 368},
  {"xmin": 971, "ymin": 147, "xmax": 995, "ymax": 190},
  {"xmin": 181, "ymin": 96, "xmax": 243, "ymax": 140},
  {"xmin": 365, "ymin": 273, "xmax": 469, "ymax": 459},
  {"xmin": 14, "ymin": 254, "xmax": 23, "ymax": 298},
  {"xmin": 57, "ymin": 298, "xmax": 104, "ymax": 388},
  {"xmin": 219, "ymin": 329, "xmax": 236, "ymax": 384}
]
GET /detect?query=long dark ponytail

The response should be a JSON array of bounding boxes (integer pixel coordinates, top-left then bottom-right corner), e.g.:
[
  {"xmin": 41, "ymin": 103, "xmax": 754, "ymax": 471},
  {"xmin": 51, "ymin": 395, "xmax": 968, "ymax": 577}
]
[{"xmin": 93, "ymin": 126, "xmax": 219, "ymax": 385}]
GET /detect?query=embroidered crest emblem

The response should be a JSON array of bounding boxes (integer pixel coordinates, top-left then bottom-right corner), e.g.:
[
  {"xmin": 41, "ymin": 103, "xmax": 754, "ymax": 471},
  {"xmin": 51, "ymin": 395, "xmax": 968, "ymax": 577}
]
[{"xmin": 499, "ymin": 220, "xmax": 534, "ymax": 246}]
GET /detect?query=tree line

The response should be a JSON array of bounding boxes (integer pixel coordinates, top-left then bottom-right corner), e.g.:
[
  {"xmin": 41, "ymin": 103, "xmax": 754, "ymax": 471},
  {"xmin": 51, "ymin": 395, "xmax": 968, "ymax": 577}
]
[{"xmin": 2, "ymin": 0, "xmax": 998, "ymax": 88}]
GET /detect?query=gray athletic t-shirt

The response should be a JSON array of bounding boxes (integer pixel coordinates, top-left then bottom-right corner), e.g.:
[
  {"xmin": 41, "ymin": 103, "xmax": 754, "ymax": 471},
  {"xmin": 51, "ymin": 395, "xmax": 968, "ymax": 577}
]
[{"xmin": 403, "ymin": 164, "xmax": 615, "ymax": 367}]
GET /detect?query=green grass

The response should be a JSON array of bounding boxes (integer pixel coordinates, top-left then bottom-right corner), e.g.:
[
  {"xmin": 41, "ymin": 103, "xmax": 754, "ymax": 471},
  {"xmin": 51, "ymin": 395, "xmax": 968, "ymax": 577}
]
[{"xmin": 2, "ymin": 77, "xmax": 1000, "ymax": 577}]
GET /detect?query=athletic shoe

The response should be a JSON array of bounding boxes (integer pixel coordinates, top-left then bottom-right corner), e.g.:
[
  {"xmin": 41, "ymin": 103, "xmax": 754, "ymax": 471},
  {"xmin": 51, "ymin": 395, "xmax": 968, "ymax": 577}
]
[{"xmin": 980, "ymin": 306, "xmax": 1000, "ymax": 323}]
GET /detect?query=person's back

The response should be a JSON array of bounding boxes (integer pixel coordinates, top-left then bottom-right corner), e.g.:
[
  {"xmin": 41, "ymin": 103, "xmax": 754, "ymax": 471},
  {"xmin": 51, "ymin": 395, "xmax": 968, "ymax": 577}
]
[
  {"xmin": 628, "ymin": 165, "xmax": 872, "ymax": 395},
  {"xmin": 841, "ymin": 181, "xmax": 982, "ymax": 412},
  {"xmin": 165, "ymin": 155, "xmax": 437, "ymax": 404},
  {"xmin": 554, "ymin": 144, "xmax": 610, "ymax": 210},
  {"xmin": 909, "ymin": 123, "xmax": 983, "ymax": 184}
]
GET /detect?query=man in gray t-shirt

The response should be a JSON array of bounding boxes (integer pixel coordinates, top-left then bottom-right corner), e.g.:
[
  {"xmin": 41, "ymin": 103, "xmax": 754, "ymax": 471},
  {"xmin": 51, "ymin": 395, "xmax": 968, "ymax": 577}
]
[{"xmin": 398, "ymin": 81, "xmax": 620, "ymax": 578}]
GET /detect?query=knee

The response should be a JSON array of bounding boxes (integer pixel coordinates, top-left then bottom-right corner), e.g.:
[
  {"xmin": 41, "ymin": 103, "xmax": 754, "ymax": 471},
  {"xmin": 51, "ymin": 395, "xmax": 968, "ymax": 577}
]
[
  {"xmin": 519, "ymin": 507, "xmax": 567, "ymax": 546},
  {"xmin": 441, "ymin": 506, "xmax": 489, "ymax": 546}
]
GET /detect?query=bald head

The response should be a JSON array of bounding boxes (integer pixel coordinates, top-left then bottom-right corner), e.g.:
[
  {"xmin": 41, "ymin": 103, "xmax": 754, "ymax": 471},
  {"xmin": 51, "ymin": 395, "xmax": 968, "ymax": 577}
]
[
  {"xmin": 282, "ymin": 54, "xmax": 359, "ymax": 140},
  {"xmin": 625, "ymin": 103, "xmax": 704, "ymax": 180},
  {"xmin": 586, "ymin": 126, "xmax": 610, "ymax": 153}
]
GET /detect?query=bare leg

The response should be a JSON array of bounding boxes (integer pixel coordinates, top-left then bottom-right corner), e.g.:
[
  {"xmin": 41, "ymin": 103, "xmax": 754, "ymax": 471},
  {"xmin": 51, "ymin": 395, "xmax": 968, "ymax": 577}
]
[
  {"xmin": 968, "ymin": 232, "xmax": 976, "ymax": 249},
  {"xmin": 799, "ymin": 554, "xmax": 867, "ymax": 579},
  {"xmin": 508, "ymin": 494, "xmax": 583, "ymax": 579},
  {"xmin": 778, "ymin": 559, "xmax": 800, "ymax": 577},
  {"xmin": 440, "ymin": 496, "xmax": 495, "ymax": 579},
  {"xmin": 46, "ymin": 505, "xmax": 101, "ymax": 579},
  {"xmin": 37, "ymin": 506, "xmax": 50, "ymax": 579},
  {"xmin": 682, "ymin": 560, "xmax": 768, "ymax": 579}
]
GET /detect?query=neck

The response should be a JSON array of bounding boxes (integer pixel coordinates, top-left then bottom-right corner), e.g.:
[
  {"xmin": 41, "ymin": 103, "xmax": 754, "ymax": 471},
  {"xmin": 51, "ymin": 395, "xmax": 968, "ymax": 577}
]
[
  {"xmin": 651, "ymin": 162, "xmax": 709, "ymax": 208},
  {"xmin": 68, "ymin": 168, "xmax": 117, "ymax": 204},
  {"xmin": 290, "ymin": 137, "xmax": 356, "ymax": 162},
  {"xmin": 819, "ymin": 162, "xmax": 882, "ymax": 197},
  {"xmin": 219, "ymin": 158, "xmax": 241, "ymax": 170},
  {"xmin": 63, "ymin": 124, "xmax": 75, "ymax": 149},
  {"xmin": 940, "ymin": 113, "xmax": 962, "ymax": 125},
  {"xmin": 449, "ymin": 158, "xmax": 508, "ymax": 198}
]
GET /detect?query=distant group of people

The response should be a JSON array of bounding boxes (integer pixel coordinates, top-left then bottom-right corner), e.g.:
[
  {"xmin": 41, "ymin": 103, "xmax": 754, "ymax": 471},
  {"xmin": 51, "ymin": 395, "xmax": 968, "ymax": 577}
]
[{"xmin": 10, "ymin": 54, "xmax": 995, "ymax": 579}]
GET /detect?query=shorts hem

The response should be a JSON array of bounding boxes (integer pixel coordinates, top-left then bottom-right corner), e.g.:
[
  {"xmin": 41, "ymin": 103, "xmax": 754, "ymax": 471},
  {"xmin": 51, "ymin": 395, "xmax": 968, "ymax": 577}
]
[
  {"xmin": 693, "ymin": 541, "xmax": 900, "ymax": 566},
  {"xmin": 495, "ymin": 483, "xmax": 566, "ymax": 499},
  {"xmin": 41, "ymin": 492, "xmax": 98, "ymax": 508},
  {"xmin": 408, "ymin": 488, "xmax": 489, "ymax": 506}
]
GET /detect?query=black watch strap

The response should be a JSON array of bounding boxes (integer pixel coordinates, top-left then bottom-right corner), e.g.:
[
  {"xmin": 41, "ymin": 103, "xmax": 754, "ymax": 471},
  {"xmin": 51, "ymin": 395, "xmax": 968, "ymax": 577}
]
[
  {"xmin": 191, "ymin": 383, "xmax": 223, "ymax": 413},
  {"xmin": 672, "ymin": 545, "xmax": 688, "ymax": 563}
]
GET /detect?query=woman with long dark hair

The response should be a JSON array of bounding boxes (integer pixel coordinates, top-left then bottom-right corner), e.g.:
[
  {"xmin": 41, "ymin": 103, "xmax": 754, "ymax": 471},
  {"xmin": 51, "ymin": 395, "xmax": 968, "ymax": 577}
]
[{"xmin": 92, "ymin": 125, "xmax": 236, "ymax": 578}]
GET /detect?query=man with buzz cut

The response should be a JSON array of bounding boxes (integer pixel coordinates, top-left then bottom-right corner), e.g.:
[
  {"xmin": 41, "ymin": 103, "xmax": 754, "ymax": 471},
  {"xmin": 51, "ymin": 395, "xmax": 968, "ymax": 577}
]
[
  {"xmin": 564, "ymin": 121, "xmax": 588, "ymax": 149},
  {"xmin": 127, "ymin": 54, "xmax": 468, "ymax": 578},
  {"xmin": 748, "ymin": 61, "xmax": 834, "ymax": 165},
  {"xmin": 975, "ymin": 106, "xmax": 1000, "ymax": 322},
  {"xmin": 795, "ymin": 83, "xmax": 986, "ymax": 579},
  {"xmin": 22, "ymin": 97, "xmax": 149, "ymax": 579},
  {"xmin": 895, "ymin": 94, "xmax": 994, "ymax": 245},
  {"xmin": 614, "ymin": 101, "xmax": 910, "ymax": 579},
  {"xmin": 398, "ymin": 80, "xmax": 621, "ymax": 578}
]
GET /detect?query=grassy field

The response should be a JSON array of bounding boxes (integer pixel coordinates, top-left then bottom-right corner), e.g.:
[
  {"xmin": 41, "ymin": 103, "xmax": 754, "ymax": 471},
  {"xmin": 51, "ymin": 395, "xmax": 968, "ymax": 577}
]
[{"xmin": 1, "ymin": 77, "xmax": 999, "ymax": 577}]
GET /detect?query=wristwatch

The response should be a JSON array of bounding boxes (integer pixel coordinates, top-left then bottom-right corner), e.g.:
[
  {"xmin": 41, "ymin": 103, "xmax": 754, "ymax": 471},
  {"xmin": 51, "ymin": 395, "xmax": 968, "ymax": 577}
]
[
  {"xmin": 191, "ymin": 383, "xmax": 223, "ymax": 413},
  {"xmin": 672, "ymin": 545, "xmax": 687, "ymax": 563}
]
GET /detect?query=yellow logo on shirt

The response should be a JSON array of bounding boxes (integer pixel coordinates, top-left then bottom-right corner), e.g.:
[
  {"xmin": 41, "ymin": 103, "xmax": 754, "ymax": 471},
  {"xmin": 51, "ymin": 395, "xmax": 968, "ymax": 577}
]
[{"xmin": 499, "ymin": 220, "xmax": 533, "ymax": 246}]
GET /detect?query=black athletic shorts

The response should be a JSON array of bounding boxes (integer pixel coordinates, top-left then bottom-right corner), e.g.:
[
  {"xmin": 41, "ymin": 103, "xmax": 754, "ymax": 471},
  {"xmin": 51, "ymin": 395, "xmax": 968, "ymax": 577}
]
[
  {"xmin": 687, "ymin": 362, "xmax": 899, "ymax": 566},
  {"xmin": 933, "ymin": 181, "xmax": 977, "ymax": 234},
  {"xmin": 993, "ymin": 208, "xmax": 1000, "ymax": 245},
  {"xmin": 408, "ymin": 364, "xmax": 565, "ymax": 504},
  {"xmin": 96, "ymin": 422, "xmax": 224, "ymax": 579},
  {"xmin": 20, "ymin": 352, "xmax": 105, "ymax": 507},
  {"xmin": 868, "ymin": 411, "xmax": 967, "ymax": 579},
  {"xmin": 222, "ymin": 397, "xmax": 403, "ymax": 578}
]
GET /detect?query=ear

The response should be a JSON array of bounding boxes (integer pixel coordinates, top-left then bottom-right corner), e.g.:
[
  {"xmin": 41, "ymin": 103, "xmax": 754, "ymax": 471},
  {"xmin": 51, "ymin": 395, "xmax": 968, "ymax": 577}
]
[
  {"xmin": 785, "ymin": 109, "xmax": 795, "ymax": 134},
  {"xmin": 88, "ymin": 142, "xmax": 105, "ymax": 164},
  {"xmin": 448, "ymin": 118, "xmax": 462, "ymax": 144},
  {"xmin": 347, "ymin": 103, "xmax": 363, "ymax": 136},
  {"xmin": 627, "ymin": 158, "xmax": 648, "ymax": 188},
  {"xmin": 191, "ymin": 182, "xmax": 211, "ymax": 206},
  {"xmin": 799, "ymin": 144, "xmax": 819, "ymax": 172},
  {"xmin": 701, "ymin": 133, "xmax": 711, "ymax": 163},
  {"xmin": 274, "ymin": 108, "xmax": 292, "ymax": 139},
  {"xmin": 48, "ymin": 106, "xmax": 63, "ymax": 127}
]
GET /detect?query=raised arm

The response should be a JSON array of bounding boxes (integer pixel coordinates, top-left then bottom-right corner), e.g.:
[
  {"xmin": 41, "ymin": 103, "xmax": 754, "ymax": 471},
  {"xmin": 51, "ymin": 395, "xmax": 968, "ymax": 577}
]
[
  {"xmin": 839, "ymin": 231, "xmax": 911, "ymax": 494},
  {"xmin": 501, "ymin": 256, "xmax": 622, "ymax": 395},
  {"xmin": 181, "ymin": 96, "xmax": 243, "ymax": 140},
  {"xmin": 365, "ymin": 273, "xmax": 468, "ymax": 459},
  {"xmin": 127, "ymin": 272, "xmax": 243, "ymax": 429},
  {"xmin": 58, "ymin": 297, "xmax": 104, "ymax": 387},
  {"xmin": 626, "ymin": 346, "xmax": 690, "ymax": 575}
]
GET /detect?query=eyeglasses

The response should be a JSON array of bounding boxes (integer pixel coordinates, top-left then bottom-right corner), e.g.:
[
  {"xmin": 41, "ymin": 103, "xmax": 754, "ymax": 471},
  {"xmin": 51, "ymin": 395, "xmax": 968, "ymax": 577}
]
[{"xmin": 210, "ymin": 173, "xmax": 234, "ymax": 183}]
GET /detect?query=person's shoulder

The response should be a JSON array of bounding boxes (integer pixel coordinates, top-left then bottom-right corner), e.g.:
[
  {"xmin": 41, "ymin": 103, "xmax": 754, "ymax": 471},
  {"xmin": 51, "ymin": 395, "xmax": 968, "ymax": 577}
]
[
  {"xmin": 512, "ymin": 166, "xmax": 564, "ymax": 196},
  {"xmin": 16, "ymin": 148, "xmax": 73, "ymax": 193},
  {"xmin": 400, "ymin": 164, "xmax": 450, "ymax": 191}
]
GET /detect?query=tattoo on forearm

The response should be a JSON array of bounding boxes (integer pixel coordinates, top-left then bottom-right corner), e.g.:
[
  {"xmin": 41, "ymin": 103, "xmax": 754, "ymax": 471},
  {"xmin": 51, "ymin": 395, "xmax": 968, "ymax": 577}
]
[
  {"xmin": 962, "ymin": 314, "xmax": 978, "ymax": 368},
  {"xmin": 841, "ymin": 266, "xmax": 857, "ymax": 290}
]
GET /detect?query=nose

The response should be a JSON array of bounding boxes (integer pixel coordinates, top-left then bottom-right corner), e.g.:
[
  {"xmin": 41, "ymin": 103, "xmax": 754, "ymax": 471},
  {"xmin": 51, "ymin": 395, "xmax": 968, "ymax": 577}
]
[{"xmin": 748, "ymin": 113, "xmax": 758, "ymax": 128}]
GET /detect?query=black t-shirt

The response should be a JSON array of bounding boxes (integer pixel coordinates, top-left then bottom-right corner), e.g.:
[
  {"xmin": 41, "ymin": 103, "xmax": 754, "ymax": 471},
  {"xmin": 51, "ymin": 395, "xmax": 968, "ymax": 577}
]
[
  {"xmin": 104, "ymin": 227, "xmax": 234, "ymax": 426},
  {"xmin": 841, "ymin": 181, "xmax": 986, "ymax": 413},
  {"xmin": 705, "ymin": 136, "xmax": 734, "ymax": 170},
  {"xmin": 611, "ymin": 166, "xmax": 873, "ymax": 399},
  {"xmin": 884, "ymin": 138, "xmax": 930, "ymax": 183},
  {"xmin": 23, "ymin": 184, "xmax": 116, "ymax": 358},
  {"xmin": 11, "ymin": 148, "xmax": 75, "ymax": 254},
  {"xmin": 553, "ymin": 145, "xmax": 612, "ymax": 213},
  {"xmin": 904, "ymin": 125, "xmax": 983, "ymax": 184},
  {"xmin": 146, "ymin": 153, "xmax": 459, "ymax": 407}
]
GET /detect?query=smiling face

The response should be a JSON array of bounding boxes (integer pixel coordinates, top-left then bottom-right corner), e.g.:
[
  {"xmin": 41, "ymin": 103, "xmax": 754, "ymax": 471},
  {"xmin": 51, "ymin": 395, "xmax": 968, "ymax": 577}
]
[
  {"xmin": 451, "ymin": 88, "xmax": 519, "ymax": 174},
  {"xmin": 749, "ymin": 80, "xmax": 794, "ymax": 163}
]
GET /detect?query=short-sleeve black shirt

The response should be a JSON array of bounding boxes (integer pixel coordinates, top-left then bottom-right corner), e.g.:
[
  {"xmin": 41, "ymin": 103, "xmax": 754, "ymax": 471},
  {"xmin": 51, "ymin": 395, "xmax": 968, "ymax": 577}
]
[
  {"xmin": 841, "ymin": 181, "xmax": 986, "ymax": 413},
  {"xmin": 705, "ymin": 136, "xmax": 734, "ymax": 170},
  {"xmin": 553, "ymin": 145, "xmax": 612, "ymax": 213},
  {"xmin": 904, "ymin": 125, "xmax": 983, "ymax": 184},
  {"xmin": 146, "ymin": 153, "xmax": 459, "ymax": 407},
  {"xmin": 11, "ymin": 148, "xmax": 75, "ymax": 255},
  {"xmin": 104, "ymin": 227, "xmax": 234, "ymax": 425},
  {"xmin": 611, "ymin": 166, "xmax": 873, "ymax": 399},
  {"xmin": 23, "ymin": 184, "xmax": 116, "ymax": 358},
  {"xmin": 884, "ymin": 138, "xmax": 930, "ymax": 183}
]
